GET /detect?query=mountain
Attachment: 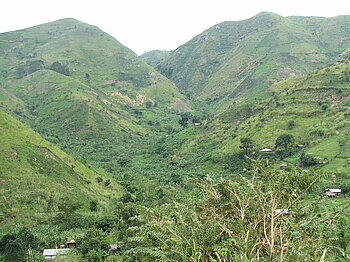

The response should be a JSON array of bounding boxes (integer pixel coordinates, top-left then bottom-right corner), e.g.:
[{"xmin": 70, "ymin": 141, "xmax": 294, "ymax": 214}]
[
  {"xmin": 141, "ymin": 50, "xmax": 171, "ymax": 68},
  {"xmin": 160, "ymin": 56, "xmax": 350, "ymax": 176},
  {"xmin": 0, "ymin": 109, "xmax": 120, "ymax": 229},
  {"xmin": 0, "ymin": 18, "xmax": 189, "ymax": 171},
  {"xmin": 155, "ymin": 12, "xmax": 350, "ymax": 112}
]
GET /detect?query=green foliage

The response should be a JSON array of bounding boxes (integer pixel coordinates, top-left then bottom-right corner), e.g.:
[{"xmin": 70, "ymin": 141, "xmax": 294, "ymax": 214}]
[
  {"xmin": 129, "ymin": 159, "xmax": 348, "ymax": 261},
  {"xmin": 90, "ymin": 201, "xmax": 98, "ymax": 212},
  {"xmin": 16, "ymin": 60, "xmax": 44, "ymax": 78},
  {"xmin": 49, "ymin": 62, "xmax": 70, "ymax": 76},
  {"xmin": 1, "ymin": 15, "xmax": 350, "ymax": 262},
  {"xmin": 299, "ymin": 150, "xmax": 319, "ymax": 167},
  {"xmin": 178, "ymin": 112, "xmax": 192, "ymax": 128},
  {"xmin": 54, "ymin": 200, "xmax": 83, "ymax": 229},
  {"xmin": 0, "ymin": 228, "xmax": 37, "ymax": 262},
  {"xmin": 239, "ymin": 137, "xmax": 254, "ymax": 155},
  {"xmin": 78, "ymin": 228, "xmax": 109, "ymax": 259},
  {"xmin": 275, "ymin": 133, "xmax": 295, "ymax": 151},
  {"xmin": 288, "ymin": 120, "xmax": 295, "ymax": 129},
  {"xmin": 156, "ymin": 12, "xmax": 350, "ymax": 112}
]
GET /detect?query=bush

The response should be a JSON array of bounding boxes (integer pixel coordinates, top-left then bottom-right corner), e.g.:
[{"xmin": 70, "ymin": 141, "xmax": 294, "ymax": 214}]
[
  {"xmin": 50, "ymin": 62, "xmax": 70, "ymax": 76},
  {"xmin": 288, "ymin": 120, "xmax": 295, "ymax": 129},
  {"xmin": 275, "ymin": 134, "xmax": 294, "ymax": 151},
  {"xmin": 299, "ymin": 151, "xmax": 318, "ymax": 167}
]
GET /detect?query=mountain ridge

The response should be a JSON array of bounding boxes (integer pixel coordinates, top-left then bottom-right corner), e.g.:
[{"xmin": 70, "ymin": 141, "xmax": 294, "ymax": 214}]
[
  {"xmin": 0, "ymin": 17, "xmax": 189, "ymax": 172},
  {"xmin": 150, "ymin": 12, "xmax": 350, "ymax": 112}
]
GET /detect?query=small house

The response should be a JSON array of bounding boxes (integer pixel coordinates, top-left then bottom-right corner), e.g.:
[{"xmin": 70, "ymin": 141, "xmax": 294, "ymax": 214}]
[
  {"xmin": 325, "ymin": 188, "xmax": 341, "ymax": 197},
  {"xmin": 275, "ymin": 209, "xmax": 289, "ymax": 215},
  {"xmin": 297, "ymin": 145, "xmax": 304, "ymax": 148},
  {"xmin": 43, "ymin": 240, "xmax": 77, "ymax": 260},
  {"xmin": 43, "ymin": 249, "xmax": 69, "ymax": 261},
  {"xmin": 260, "ymin": 148, "xmax": 273, "ymax": 153},
  {"xmin": 66, "ymin": 240, "xmax": 77, "ymax": 249},
  {"xmin": 194, "ymin": 122, "xmax": 201, "ymax": 126},
  {"xmin": 280, "ymin": 164, "xmax": 288, "ymax": 168}
]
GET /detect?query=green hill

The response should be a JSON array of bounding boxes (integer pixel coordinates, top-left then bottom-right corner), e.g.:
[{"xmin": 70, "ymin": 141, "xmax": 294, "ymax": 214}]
[
  {"xmin": 155, "ymin": 12, "xmax": 350, "ymax": 112},
  {"xmin": 159, "ymin": 57, "xmax": 350, "ymax": 178},
  {"xmin": 141, "ymin": 50, "xmax": 171, "ymax": 68},
  {"xmin": 1, "ymin": 15, "xmax": 350, "ymax": 262},
  {"xmin": 0, "ymin": 18, "xmax": 189, "ymax": 171},
  {"xmin": 0, "ymin": 109, "xmax": 120, "ymax": 229}
]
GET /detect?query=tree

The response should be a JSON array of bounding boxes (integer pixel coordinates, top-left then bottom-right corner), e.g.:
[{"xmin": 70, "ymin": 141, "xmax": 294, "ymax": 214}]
[
  {"xmin": 239, "ymin": 137, "xmax": 254, "ymax": 155},
  {"xmin": 178, "ymin": 112, "xmax": 192, "ymax": 128},
  {"xmin": 53, "ymin": 200, "xmax": 82, "ymax": 229},
  {"xmin": 90, "ymin": 201, "xmax": 98, "ymax": 212},
  {"xmin": 0, "ymin": 227, "xmax": 37, "ymax": 262},
  {"xmin": 129, "ymin": 159, "xmax": 333, "ymax": 261},
  {"xmin": 275, "ymin": 133, "xmax": 294, "ymax": 151},
  {"xmin": 299, "ymin": 150, "xmax": 318, "ymax": 167},
  {"xmin": 288, "ymin": 120, "xmax": 295, "ymax": 129},
  {"xmin": 50, "ymin": 62, "xmax": 70, "ymax": 76},
  {"xmin": 104, "ymin": 179, "xmax": 111, "ymax": 187}
]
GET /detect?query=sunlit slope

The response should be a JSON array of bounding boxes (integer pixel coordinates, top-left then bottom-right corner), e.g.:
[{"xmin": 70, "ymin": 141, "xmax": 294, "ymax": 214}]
[
  {"xmin": 0, "ymin": 110, "xmax": 120, "ymax": 228},
  {"xmin": 156, "ymin": 12, "xmax": 350, "ymax": 112},
  {"xmin": 0, "ymin": 18, "xmax": 189, "ymax": 169},
  {"xmin": 165, "ymin": 59, "xmax": 350, "ymax": 173}
]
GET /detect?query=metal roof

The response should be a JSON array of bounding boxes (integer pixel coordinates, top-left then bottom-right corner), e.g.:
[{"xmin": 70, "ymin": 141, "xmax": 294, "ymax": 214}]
[
  {"xmin": 260, "ymin": 148, "xmax": 273, "ymax": 152},
  {"xmin": 329, "ymin": 189, "xmax": 341, "ymax": 193},
  {"xmin": 275, "ymin": 209, "xmax": 289, "ymax": 215},
  {"xmin": 43, "ymin": 249, "xmax": 69, "ymax": 256}
]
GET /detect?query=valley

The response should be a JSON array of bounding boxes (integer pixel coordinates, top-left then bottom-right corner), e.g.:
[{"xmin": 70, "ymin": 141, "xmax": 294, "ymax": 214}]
[{"xmin": 0, "ymin": 13, "xmax": 350, "ymax": 261}]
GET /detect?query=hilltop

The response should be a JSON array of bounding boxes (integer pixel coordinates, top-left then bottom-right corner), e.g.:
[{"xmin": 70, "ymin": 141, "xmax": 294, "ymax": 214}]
[
  {"xmin": 152, "ymin": 12, "xmax": 350, "ymax": 112},
  {"xmin": 0, "ymin": 18, "xmax": 189, "ymax": 172}
]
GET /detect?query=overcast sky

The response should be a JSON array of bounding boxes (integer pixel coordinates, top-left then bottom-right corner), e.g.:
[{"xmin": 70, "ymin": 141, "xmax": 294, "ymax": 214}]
[{"xmin": 1, "ymin": 0, "xmax": 350, "ymax": 55}]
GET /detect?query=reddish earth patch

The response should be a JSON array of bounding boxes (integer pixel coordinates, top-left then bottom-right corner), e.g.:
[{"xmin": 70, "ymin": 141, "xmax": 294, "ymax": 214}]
[{"xmin": 170, "ymin": 97, "xmax": 192, "ymax": 112}]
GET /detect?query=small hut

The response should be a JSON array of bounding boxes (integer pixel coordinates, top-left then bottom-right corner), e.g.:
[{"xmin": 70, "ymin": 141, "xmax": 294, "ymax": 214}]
[
  {"xmin": 66, "ymin": 240, "xmax": 77, "ymax": 249},
  {"xmin": 324, "ymin": 188, "xmax": 341, "ymax": 197},
  {"xmin": 260, "ymin": 148, "xmax": 273, "ymax": 153},
  {"xmin": 275, "ymin": 209, "xmax": 289, "ymax": 216},
  {"xmin": 43, "ymin": 249, "xmax": 69, "ymax": 261}
]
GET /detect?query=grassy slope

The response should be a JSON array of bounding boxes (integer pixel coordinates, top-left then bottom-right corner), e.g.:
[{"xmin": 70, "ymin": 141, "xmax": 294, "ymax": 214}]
[
  {"xmin": 141, "ymin": 50, "xmax": 171, "ymax": 68},
  {"xmin": 0, "ymin": 18, "xmax": 189, "ymax": 170},
  {"xmin": 165, "ymin": 59, "xmax": 350, "ymax": 175},
  {"xmin": 156, "ymin": 12, "xmax": 350, "ymax": 112},
  {"xmin": 0, "ymin": 110, "xmax": 121, "ymax": 229}
]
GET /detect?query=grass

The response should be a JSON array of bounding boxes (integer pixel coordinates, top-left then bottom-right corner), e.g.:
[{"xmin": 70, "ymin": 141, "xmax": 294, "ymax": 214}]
[
  {"xmin": 155, "ymin": 12, "xmax": 350, "ymax": 113},
  {"xmin": 0, "ymin": 110, "xmax": 122, "ymax": 229},
  {"xmin": 162, "ymin": 59, "xmax": 350, "ymax": 177}
]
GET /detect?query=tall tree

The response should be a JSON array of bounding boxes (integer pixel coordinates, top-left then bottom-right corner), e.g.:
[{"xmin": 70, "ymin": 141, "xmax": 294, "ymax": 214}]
[{"xmin": 275, "ymin": 133, "xmax": 294, "ymax": 151}]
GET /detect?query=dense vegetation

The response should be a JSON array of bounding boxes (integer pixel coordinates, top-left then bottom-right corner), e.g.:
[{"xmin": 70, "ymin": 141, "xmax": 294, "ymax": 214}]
[
  {"xmin": 153, "ymin": 12, "xmax": 350, "ymax": 112},
  {"xmin": 1, "ymin": 13, "xmax": 350, "ymax": 261}
]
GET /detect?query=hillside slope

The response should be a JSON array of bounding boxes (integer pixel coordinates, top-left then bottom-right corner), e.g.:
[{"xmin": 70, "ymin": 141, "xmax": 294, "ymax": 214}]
[
  {"xmin": 0, "ymin": 18, "xmax": 189, "ymax": 171},
  {"xmin": 0, "ymin": 110, "xmax": 120, "ymax": 229},
  {"xmin": 159, "ymin": 58, "xmax": 350, "ymax": 176},
  {"xmin": 155, "ymin": 12, "xmax": 350, "ymax": 112},
  {"xmin": 141, "ymin": 50, "xmax": 171, "ymax": 68}
]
